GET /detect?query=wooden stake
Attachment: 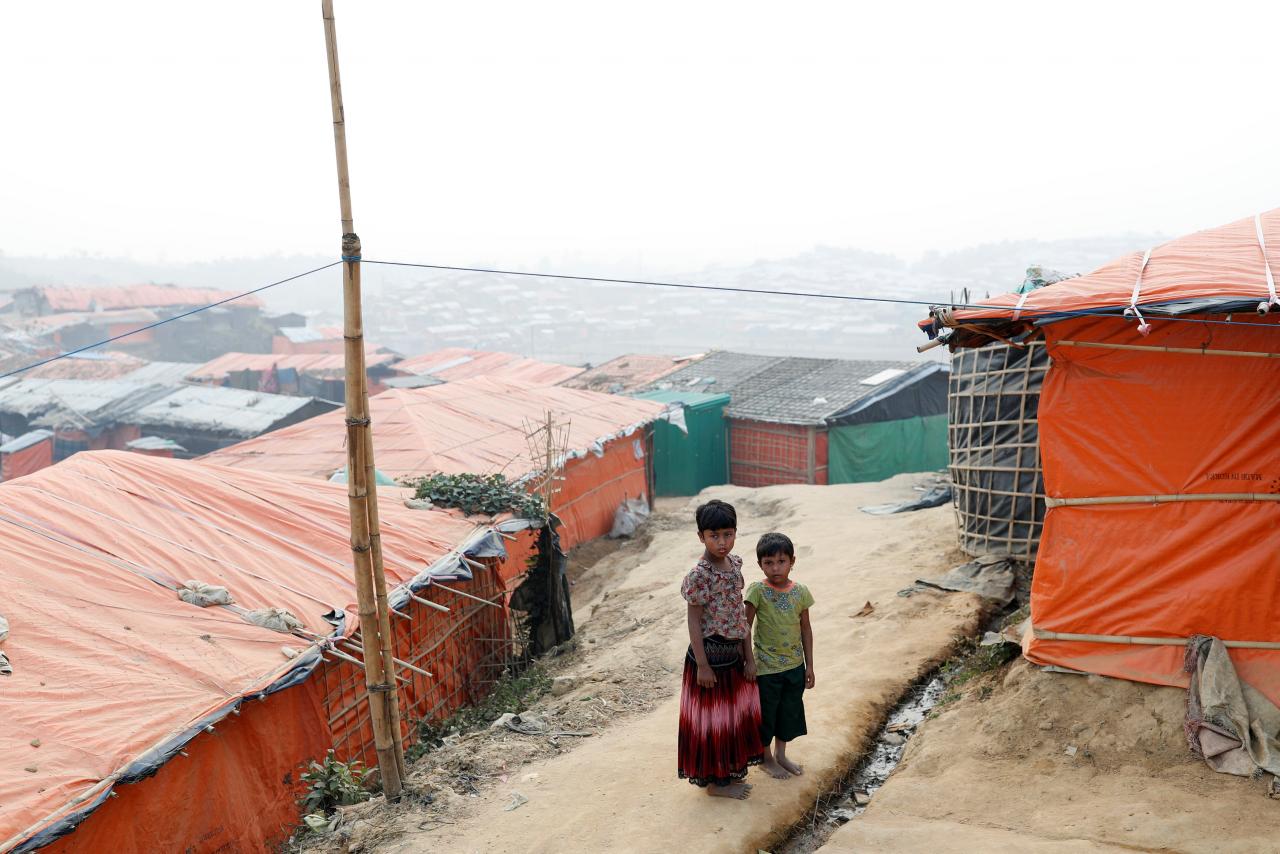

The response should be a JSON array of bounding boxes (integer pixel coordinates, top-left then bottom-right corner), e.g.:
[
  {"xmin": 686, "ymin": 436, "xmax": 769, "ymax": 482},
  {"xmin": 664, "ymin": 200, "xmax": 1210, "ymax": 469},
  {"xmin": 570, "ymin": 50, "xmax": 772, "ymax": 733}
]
[{"xmin": 321, "ymin": 0, "xmax": 403, "ymax": 801}]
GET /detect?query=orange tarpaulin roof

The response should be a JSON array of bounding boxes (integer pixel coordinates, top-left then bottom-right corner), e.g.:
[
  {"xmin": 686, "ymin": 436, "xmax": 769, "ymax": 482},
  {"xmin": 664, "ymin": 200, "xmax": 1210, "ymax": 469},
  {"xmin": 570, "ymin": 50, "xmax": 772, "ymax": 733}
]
[
  {"xmin": 931, "ymin": 209, "xmax": 1280, "ymax": 703},
  {"xmin": 202, "ymin": 376, "xmax": 664, "ymax": 483},
  {"xmin": 395, "ymin": 348, "xmax": 584, "ymax": 387},
  {"xmin": 34, "ymin": 286, "xmax": 263, "ymax": 313},
  {"xmin": 950, "ymin": 209, "xmax": 1280, "ymax": 323},
  {"xmin": 0, "ymin": 451, "xmax": 496, "ymax": 850},
  {"xmin": 187, "ymin": 351, "xmax": 400, "ymax": 382}
]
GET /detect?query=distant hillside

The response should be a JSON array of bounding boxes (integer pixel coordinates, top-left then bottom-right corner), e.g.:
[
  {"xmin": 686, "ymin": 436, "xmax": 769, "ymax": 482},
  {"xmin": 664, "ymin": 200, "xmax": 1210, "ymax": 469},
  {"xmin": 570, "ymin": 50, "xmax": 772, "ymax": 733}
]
[{"xmin": 0, "ymin": 233, "xmax": 1165, "ymax": 364}]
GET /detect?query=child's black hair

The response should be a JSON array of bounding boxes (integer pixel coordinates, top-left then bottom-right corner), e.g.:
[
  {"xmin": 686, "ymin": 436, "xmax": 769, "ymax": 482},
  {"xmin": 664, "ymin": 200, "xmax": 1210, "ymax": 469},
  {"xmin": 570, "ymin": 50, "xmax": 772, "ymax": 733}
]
[
  {"xmin": 695, "ymin": 499, "xmax": 737, "ymax": 532},
  {"xmin": 756, "ymin": 532, "xmax": 795, "ymax": 561}
]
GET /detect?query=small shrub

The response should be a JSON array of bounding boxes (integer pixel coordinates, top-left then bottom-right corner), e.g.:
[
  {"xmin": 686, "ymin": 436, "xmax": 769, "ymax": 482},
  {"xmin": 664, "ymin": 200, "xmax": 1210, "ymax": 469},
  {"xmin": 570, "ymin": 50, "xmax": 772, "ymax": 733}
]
[
  {"xmin": 404, "ymin": 472, "xmax": 545, "ymax": 519},
  {"xmin": 298, "ymin": 750, "xmax": 370, "ymax": 816}
]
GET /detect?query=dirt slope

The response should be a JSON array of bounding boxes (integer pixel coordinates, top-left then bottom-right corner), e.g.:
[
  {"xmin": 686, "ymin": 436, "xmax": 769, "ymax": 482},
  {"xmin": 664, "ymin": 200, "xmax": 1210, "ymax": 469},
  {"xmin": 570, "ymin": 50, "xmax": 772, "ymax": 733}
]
[
  {"xmin": 823, "ymin": 659, "xmax": 1280, "ymax": 853},
  {"xmin": 340, "ymin": 477, "xmax": 984, "ymax": 854}
]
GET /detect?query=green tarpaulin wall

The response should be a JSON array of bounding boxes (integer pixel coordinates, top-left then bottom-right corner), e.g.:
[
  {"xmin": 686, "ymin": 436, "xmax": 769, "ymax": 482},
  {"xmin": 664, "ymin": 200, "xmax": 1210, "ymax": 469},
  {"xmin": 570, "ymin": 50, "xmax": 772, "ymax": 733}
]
[
  {"xmin": 634, "ymin": 390, "xmax": 730, "ymax": 496},
  {"xmin": 828, "ymin": 414, "xmax": 948, "ymax": 484}
]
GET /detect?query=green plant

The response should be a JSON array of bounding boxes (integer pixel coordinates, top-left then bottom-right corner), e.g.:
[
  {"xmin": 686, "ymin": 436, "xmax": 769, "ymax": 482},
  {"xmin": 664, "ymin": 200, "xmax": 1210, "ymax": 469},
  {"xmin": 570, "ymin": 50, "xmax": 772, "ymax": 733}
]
[
  {"xmin": 298, "ymin": 750, "xmax": 370, "ymax": 816},
  {"xmin": 407, "ymin": 665, "xmax": 553, "ymax": 761},
  {"xmin": 404, "ymin": 472, "xmax": 546, "ymax": 519}
]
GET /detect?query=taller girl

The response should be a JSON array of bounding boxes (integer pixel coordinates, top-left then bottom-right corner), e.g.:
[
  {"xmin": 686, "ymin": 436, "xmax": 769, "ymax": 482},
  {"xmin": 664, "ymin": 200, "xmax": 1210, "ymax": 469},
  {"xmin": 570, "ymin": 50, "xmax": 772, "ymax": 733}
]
[{"xmin": 677, "ymin": 499, "xmax": 764, "ymax": 799}]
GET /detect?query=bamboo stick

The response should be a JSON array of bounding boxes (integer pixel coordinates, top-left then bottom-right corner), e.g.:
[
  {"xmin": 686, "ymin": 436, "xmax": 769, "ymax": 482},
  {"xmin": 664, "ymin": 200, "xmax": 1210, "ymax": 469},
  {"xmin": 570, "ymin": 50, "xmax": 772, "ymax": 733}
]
[
  {"xmin": 430, "ymin": 581, "xmax": 505, "ymax": 609},
  {"xmin": 1058, "ymin": 339, "xmax": 1280, "ymax": 359},
  {"xmin": 1033, "ymin": 628, "xmax": 1280, "ymax": 649},
  {"xmin": 409, "ymin": 593, "xmax": 451, "ymax": 613},
  {"xmin": 1046, "ymin": 493, "xmax": 1280, "ymax": 508},
  {"xmin": 322, "ymin": 0, "xmax": 403, "ymax": 801},
  {"xmin": 341, "ymin": 641, "xmax": 435, "ymax": 678},
  {"xmin": 326, "ymin": 649, "xmax": 411, "ymax": 684}
]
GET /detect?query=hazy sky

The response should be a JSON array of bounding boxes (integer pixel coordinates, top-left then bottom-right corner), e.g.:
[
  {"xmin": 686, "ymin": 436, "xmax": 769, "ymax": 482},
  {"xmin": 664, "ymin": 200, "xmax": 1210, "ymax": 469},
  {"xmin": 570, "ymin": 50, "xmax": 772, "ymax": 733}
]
[{"xmin": 3, "ymin": 1, "xmax": 1278, "ymax": 271}]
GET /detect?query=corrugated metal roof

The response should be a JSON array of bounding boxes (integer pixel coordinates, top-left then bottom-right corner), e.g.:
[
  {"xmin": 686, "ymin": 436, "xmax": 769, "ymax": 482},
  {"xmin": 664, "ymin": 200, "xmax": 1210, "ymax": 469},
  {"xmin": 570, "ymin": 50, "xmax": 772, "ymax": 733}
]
[
  {"xmin": 125, "ymin": 436, "xmax": 187, "ymax": 452},
  {"xmin": 644, "ymin": 351, "xmax": 934, "ymax": 425},
  {"xmin": 120, "ymin": 361, "xmax": 204, "ymax": 385},
  {"xmin": 643, "ymin": 351, "xmax": 784, "ymax": 395},
  {"xmin": 0, "ymin": 379, "xmax": 173, "ymax": 428},
  {"xmin": 725, "ymin": 358, "xmax": 920, "ymax": 425},
  {"xmin": 25, "ymin": 352, "xmax": 147, "ymax": 381},
  {"xmin": 131, "ymin": 386, "xmax": 330, "ymax": 437}
]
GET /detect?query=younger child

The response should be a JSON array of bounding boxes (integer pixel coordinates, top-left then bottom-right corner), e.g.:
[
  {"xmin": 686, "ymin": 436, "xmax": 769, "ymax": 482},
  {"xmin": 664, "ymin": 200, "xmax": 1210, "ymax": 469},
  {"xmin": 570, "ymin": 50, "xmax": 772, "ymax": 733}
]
[
  {"xmin": 745, "ymin": 532, "xmax": 814, "ymax": 778},
  {"xmin": 677, "ymin": 499, "xmax": 764, "ymax": 799}
]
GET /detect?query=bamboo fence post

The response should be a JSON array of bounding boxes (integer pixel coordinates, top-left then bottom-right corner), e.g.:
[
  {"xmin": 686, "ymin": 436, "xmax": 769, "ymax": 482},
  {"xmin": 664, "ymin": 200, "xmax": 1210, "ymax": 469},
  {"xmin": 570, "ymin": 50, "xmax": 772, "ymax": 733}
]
[{"xmin": 321, "ymin": 0, "xmax": 404, "ymax": 800}]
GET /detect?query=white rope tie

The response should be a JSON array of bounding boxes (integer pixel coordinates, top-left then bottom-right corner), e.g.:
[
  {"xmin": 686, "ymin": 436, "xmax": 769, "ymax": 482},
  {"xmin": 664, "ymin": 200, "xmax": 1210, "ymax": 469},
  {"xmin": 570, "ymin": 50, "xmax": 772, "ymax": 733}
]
[
  {"xmin": 1255, "ymin": 214, "xmax": 1279, "ymax": 315},
  {"xmin": 1123, "ymin": 248, "xmax": 1153, "ymax": 336},
  {"xmin": 1012, "ymin": 291, "xmax": 1030, "ymax": 321}
]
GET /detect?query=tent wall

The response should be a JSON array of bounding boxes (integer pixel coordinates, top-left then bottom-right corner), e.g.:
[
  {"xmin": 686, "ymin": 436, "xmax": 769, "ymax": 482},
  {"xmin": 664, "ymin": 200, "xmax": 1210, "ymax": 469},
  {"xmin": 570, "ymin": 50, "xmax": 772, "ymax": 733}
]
[
  {"xmin": 1, "ymin": 437, "xmax": 53, "ymax": 481},
  {"xmin": 947, "ymin": 341, "xmax": 1047, "ymax": 558},
  {"xmin": 41, "ymin": 679, "xmax": 331, "ymax": 854},
  {"xmin": 324, "ymin": 531, "xmax": 539, "ymax": 769},
  {"xmin": 555, "ymin": 433, "xmax": 652, "ymax": 548},
  {"xmin": 635, "ymin": 392, "xmax": 729, "ymax": 496},
  {"xmin": 827, "ymin": 414, "xmax": 948, "ymax": 484},
  {"xmin": 728, "ymin": 419, "xmax": 827, "ymax": 486},
  {"xmin": 1024, "ymin": 315, "xmax": 1280, "ymax": 704}
]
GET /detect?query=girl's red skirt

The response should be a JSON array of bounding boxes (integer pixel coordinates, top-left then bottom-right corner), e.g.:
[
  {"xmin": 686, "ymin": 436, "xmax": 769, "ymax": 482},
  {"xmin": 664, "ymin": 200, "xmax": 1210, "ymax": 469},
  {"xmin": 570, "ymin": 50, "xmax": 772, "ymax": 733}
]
[{"xmin": 677, "ymin": 635, "xmax": 764, "ymax": 787}]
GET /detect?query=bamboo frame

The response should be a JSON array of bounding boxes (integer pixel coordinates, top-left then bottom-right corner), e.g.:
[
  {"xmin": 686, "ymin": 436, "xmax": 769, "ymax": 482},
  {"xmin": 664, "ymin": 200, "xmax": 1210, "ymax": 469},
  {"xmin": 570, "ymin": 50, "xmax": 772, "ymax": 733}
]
[
  {"xmin": 322, "ymin": 0, "xmax": 403, "ymax": 799},
  {"xmin": 948, "ymin": 340, "xmax": 1048, "ymax": 560},
  {"xmin": 1046, "ymin": 493, "xmax": 1280, "ymax": 508},
  {"xmin": 1034, "ymin": 628, "xmax": 1280, "ymax": 649}
]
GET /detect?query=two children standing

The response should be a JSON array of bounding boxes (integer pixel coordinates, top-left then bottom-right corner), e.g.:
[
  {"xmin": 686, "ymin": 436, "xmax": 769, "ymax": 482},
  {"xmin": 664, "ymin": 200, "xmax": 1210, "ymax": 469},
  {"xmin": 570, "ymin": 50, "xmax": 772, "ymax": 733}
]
[{"xmin": 677, "ymin": 499, "xmax": 815, "ymax": 798}]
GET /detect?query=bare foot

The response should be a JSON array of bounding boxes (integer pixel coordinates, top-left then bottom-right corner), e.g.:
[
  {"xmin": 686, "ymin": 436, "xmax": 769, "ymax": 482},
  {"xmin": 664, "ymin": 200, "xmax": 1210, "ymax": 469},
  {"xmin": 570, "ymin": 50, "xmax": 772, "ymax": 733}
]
[
  {"xmin": 706, "ymin": 782, "xmax": 750, "ymax": 799},
  {"xmin": 776, "ymin": 755, "xmax": 804, "ymax": 776},
  {"xmin": 759, "ymin": 756, "xmax": 791, "ymax": 779}
]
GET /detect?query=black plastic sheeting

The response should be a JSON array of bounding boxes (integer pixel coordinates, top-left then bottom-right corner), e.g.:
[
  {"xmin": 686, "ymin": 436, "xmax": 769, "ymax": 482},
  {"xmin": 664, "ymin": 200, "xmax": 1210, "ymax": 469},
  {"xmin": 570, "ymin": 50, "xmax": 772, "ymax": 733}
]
[
  {"xmin": 861, "ymin": 484, "xmax": 953, "ymax": 515},
  {"xmin": 827, "ymin": 363, "xmax": 949, "ymax": 427},
  {"xmin": 948, "ymin": 341, "xmax": 1048, "ymax": 560},
  {"xmin": 510, "ymin": 521, "xmax": 574, "ymax": 656}
]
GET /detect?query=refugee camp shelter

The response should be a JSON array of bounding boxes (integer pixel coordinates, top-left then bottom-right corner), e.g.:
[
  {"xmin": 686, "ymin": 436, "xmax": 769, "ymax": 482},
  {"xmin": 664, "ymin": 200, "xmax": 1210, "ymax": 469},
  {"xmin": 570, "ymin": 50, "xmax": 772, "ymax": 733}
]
[
  {"xmin": 633, "ymin": 389, "xmax": 730, "ymax": 496},
  {"xmin": 648, "ymin": 352, "xmax": 948, "ymax": 486},
  {"xmin": 393, "ymin": 348, "xmax": 584, "ymax": 387},
  {"xmin": 186, "ymin": 351, "xmax": 402, "ymax": 398},
  {"xmin": 922, "ymin": 208, "xmax": 1280, "ymax": 703},
  {"xmin": 562, "ymin": 354, "xmax": 695, "ymax": 394},
  {"xmin": 0, "ymin": 451, "xmax": 540, "ymax": 853},
  {"xmin": 0, "ymin": 379, "xmax": 337, "ymax": 466},
  {"xmin": 0, "ymin": 429, "xmax": 53, "ymax": 481},
  {"xmin": 203, "ymin": 377, "xmax": 666, "ymax": 548}
]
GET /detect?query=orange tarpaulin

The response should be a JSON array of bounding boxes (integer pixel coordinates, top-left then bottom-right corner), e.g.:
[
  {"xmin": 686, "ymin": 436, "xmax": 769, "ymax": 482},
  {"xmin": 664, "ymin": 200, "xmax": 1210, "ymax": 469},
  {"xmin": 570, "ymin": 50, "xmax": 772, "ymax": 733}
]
[
  {"xmin": 0, "ymin": 451, "xmax": 530, "ymax": 852},
  {"xmin": 393, "ymin": 348, "xmax": 584, "ymax": 386},
  {"xmin": 929, "ymin": 209, "xmax": 1280, "ymax": 704},
  {"xmin": 202, "ymin": 377, "xmax": 664, "ymax": 547}
]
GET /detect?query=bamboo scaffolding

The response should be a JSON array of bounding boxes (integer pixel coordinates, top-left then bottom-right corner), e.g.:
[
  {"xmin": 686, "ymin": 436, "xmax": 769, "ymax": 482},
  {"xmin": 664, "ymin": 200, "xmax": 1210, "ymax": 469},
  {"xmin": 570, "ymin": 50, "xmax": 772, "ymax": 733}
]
[{"xmin": 321, "ymin": 0, "xmax": 403, "ymax": 800}]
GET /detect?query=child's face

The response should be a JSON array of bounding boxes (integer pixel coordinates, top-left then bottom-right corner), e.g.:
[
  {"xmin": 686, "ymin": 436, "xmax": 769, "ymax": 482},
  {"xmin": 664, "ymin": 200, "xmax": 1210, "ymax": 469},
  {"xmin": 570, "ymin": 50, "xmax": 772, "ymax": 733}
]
[
  {"xmin": 759, "ymin": 551, "xmax": 795, "ymax": 587},
  {"xmin": 698, "ymin": 527, "xmax": 736, "ymax": 560}
]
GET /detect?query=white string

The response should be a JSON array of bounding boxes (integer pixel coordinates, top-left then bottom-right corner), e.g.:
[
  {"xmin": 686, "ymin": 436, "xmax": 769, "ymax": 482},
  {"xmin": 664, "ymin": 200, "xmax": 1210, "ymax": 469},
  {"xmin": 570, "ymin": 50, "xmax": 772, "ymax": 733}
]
[
  {"xmin": 1123, "ymin": 248, "xmax": 1153, "ymax": 335},
  {"xmin": 1255, "ymin": 214, "xmax": 1279, "ymax": 314}
]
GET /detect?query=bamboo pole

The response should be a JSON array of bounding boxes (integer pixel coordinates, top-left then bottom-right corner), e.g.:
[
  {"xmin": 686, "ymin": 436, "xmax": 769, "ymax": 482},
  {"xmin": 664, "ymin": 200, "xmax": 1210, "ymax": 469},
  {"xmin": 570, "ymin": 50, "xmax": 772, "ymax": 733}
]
[
  {"xmin": 1033, "ymin": 628, "xmax": 1280, "ymax": 650},
  {"xmin": 1046, "ymin": 493, "xmax": 1280, "ymax": 508},
  {"xmin": 321, "ymin": 0, "xmax": 403, "ymax": 801},
  {"xmin": 1058, "ymin": 339, "xmax": 1280, "ymax": 359}
]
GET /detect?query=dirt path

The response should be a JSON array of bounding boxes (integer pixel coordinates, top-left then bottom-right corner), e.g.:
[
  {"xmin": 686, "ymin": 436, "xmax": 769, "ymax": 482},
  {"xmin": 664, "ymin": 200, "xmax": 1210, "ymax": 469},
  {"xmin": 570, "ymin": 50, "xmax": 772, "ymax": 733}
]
[
  {"xmin": 820, "ymin": 659, "xmax": 1280, "ymax": 853},
  {"xmin": 337, "ymin": 477, "xmax": 984, "ymax": 854}
]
